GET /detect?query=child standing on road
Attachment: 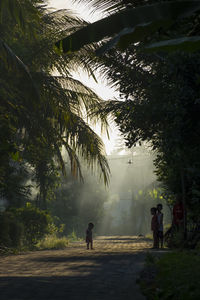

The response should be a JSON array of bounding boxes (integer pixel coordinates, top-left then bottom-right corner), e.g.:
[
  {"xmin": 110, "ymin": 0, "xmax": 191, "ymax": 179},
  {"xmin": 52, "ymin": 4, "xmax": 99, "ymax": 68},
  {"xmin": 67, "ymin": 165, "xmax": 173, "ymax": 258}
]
[
  {"xmin": 157, "ymin": 204, "xmax": 164, "ymax": 248},
  {"xmin": 150, "ymin": 207, "xmax": 159, "ymax": 249},
  {"xmin": 86, "ymin": 222, "xmax": 94, "ymax": 250}
]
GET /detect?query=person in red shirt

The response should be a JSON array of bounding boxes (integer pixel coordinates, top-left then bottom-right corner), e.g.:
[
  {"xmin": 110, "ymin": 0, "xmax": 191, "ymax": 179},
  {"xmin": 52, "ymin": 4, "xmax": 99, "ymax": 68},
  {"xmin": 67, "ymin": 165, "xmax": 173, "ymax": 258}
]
[{"xmin": 151, "ymin": 207, "xmax": 159, "ymax": 249}]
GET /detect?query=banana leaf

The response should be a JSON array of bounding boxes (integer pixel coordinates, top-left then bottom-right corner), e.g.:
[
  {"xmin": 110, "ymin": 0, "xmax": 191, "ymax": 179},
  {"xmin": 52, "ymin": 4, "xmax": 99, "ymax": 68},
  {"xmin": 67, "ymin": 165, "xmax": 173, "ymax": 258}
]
[{"xmin": 56, "ymin": 1, "xmax": 200, "ymax": 53}]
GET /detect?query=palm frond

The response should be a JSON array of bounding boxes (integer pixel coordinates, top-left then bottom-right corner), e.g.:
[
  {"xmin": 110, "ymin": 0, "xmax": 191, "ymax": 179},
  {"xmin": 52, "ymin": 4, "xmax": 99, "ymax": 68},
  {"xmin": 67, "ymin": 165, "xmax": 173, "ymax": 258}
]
[
  {"xmin": 61, "ymin": 140, "xmax": 83, "ymax": 181},
  {"xmin": 44, "ymin": 8, "xmax": 88, "ymax": 30},
  {"xmin": 60, "ymin": 112, "xmax": 110, "ymax": 184},
  {"xmin": 0, "ymin": 0, "xmax": 41, "ymax": 35},
  {"xmin": 31, "ymin": 72, "xmax": 110, "ymax": 183},
  {"xmin": 54, "ymin": 143, "xmax": 67, "ymax": 177},
  {"xmin": 40, "ymin": 73, "xmax": 109, "ymax": 131},
  {"xmin": 0, "ymin": 39, "xmax": 40, "ymax": 100},
  {"xmin": 73, "ymin": 0, "xmax": 125, "ymax": 14}
]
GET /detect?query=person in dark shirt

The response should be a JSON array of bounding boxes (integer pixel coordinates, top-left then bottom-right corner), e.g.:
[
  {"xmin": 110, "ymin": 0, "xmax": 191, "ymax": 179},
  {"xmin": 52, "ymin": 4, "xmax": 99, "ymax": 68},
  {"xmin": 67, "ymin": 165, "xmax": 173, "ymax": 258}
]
[
  {"xmin": 86, "ymin": 222, "xmax": 94, "ymax": 250},
  {"xmin": 151, "ymin": 207, "xmax": 159, "ymax": 249},
  {"xmin": 157, "ymin": 204, "xmax": 164, "ymax": 248}
]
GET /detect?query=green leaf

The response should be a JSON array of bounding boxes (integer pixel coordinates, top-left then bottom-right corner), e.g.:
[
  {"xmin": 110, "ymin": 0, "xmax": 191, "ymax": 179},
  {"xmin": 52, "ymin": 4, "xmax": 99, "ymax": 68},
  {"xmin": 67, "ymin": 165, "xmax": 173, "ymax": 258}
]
[
  {"xmin": 11, "ymin": 152, "xmax": 20, "ymax": 162},
  {"xmin": 145, "ymin": 36, "xmax": 200, "ymax": 53},
  {"xmin": 56, "ymin": 1, "xmax": 200, "ymax": 53},
  {"xmin": 0, "ymin": 39, "xmax": 39, "ymax": 100}
]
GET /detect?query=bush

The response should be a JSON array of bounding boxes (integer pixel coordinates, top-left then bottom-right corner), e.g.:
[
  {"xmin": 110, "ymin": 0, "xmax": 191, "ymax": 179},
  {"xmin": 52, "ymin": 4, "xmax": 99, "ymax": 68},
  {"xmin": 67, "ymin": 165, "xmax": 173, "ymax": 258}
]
[
  {"xmin": 12, "ymin": 206, "xmax": 53, "ymax": 247},
  {"xmin": 36, "ymin": 234, "xmax": 69, "ymax": 250},
  {"xmin": 140, "ymin": 251, "xmax": 200, "ymax": 300},
  {"xmin": 0, "ymin": 211, "xmax": 24, "ymax": 248},
  {"xmin": 67, "ymin": 230, "xmax": 82, "ymax": 242},
  {"xmin": 0, "ymin": 206, "xmax": 63, "ymax": 251}
]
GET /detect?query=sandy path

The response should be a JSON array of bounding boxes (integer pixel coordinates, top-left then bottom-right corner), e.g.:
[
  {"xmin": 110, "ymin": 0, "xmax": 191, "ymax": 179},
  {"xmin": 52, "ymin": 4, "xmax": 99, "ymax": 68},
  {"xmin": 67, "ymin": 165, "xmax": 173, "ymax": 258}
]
[{"xmin": 0, "ymin": 236, "xmax": 152, "ymax": 300}]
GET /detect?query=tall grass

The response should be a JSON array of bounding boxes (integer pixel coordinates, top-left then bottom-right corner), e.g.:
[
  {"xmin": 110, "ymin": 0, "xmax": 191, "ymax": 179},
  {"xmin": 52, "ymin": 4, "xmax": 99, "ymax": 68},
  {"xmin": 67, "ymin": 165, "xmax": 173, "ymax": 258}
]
[
  {"xmin": 36, "ymin": 234, "xmax": 69, "ymax": 250},
  {"xmin": 67, "ymin": 230, "xmax": 83, "ymax": 242},
  {"xmin": 140, "ymin": 251, "xmax": 200, "ymax": 300}
]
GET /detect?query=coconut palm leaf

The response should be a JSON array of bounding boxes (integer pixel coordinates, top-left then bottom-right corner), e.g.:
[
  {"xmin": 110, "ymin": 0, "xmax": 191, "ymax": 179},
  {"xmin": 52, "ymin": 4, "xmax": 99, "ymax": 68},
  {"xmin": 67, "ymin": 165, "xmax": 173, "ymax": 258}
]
[
  {"xmin": 60, "ymin": 140, "xmax": 83, "ymax": 180},
  {"xmin": 55, "ymin": 108, "xmax": 110, "ymax": 184},
  {"xmin": 73, "ymin": 0, "xmax": 125, "ymax": 14},
  {"xmin": 1, "ymin": 0, "xmax": 111, "ymax": 199},
  {"xmin": 33, "ymin": 73, "xmax": 110, "ymax": 183},
  {"xmin": 0, "ymin": 39, "xmax": 40, "ymax": 100},
  {"xmin": 0, "ymin": 0, "xmax": 41, "ymax": 35},
  {"xmin": 54, "ymin": 143, "xmax": 67, "ymax": 177},
  {"xmin": 40, "ymin": 73, "xmax": 110, "ymax": 132},
  {"xmin": 0, "ymin": 0, "xmax": 25, "ymax": 29},
  {"xmin": 43, "ymin": 9, "xmax": 88, "ymax": 32},
  {"xmin": 56, "ymin": 1, "xmax": 200, "ymax": 54}
]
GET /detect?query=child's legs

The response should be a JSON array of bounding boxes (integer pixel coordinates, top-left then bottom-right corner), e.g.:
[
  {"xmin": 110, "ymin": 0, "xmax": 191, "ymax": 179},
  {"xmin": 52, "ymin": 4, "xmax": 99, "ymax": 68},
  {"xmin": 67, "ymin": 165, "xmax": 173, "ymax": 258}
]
[
  {"xmin": 153, "ymin": 230, "xmax": 159, "ymax": 248},
  {"xmin": 159, "ymin": 231, "xmax": 163, "ymax": 247},
  {"xmin": 90, "ymin": 240, "xmax": 93, "ymax": 249}
]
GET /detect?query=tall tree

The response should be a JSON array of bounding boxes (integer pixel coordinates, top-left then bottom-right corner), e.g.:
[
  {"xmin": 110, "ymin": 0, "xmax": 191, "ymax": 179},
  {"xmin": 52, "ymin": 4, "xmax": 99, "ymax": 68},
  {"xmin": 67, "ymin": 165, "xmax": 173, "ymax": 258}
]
[
  {"xmin": 62, "ymin": 0, "xmax": 200, "ymax": 232},
  {"xmin": 0, "ymin": 0, "xmax": 110, "ymax": 208}
]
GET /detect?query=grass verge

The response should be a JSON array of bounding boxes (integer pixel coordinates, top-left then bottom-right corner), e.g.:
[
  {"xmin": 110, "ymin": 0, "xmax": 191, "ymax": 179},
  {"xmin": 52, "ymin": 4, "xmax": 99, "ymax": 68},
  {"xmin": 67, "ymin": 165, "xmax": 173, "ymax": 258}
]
[
  {"xmin": 139, "ymin": 251, "xmax": 200, "ymax": 300},
  {"xmin": 36, "ymin": 234, "xmax": 69, "ymax": 250}
]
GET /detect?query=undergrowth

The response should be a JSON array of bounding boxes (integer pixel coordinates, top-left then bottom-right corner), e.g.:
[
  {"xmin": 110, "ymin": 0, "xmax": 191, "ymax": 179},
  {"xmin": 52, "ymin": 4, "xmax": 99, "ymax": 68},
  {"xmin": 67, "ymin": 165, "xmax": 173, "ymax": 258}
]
[
  {"xmin": 140, "ymin": 251, "xmax": 200, "ymax": 300},
  {"xmin": 36, "ymin": 235, "xmax": 69, "ymax": 250}
]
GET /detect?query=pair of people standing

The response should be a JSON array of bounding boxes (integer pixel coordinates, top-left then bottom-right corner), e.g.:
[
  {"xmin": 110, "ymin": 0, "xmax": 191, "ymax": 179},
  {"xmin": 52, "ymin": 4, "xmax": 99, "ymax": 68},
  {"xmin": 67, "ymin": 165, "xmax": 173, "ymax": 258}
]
[{"xmin": 151, "ymin": 204, "xmax": 163, "ymax": 249}]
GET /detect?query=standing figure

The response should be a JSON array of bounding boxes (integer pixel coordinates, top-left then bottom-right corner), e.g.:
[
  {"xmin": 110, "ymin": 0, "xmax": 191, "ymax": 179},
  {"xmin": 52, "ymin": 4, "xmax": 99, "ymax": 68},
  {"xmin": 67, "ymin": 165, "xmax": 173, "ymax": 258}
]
[
  {"xmin": 157, "ymin": 204, "xmax": 164, "ymax": 248},
  {"xmin": 150, "ymin": 207, "xmax": 159, "ymax": 249},
  {"xmin": 86, "ymin": 222, "xmax": 94, "ymax": 250},
  {"xmin": 173, "ymin": 196, "xmax": 184, "ymax": 230}
]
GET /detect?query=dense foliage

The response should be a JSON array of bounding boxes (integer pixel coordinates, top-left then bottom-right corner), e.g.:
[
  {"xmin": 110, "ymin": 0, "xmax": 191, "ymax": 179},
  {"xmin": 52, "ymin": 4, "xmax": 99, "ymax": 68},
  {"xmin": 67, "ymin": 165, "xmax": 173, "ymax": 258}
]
[
  {"xmin": 0, "ymin": 206, "xmax": 52, "ymax": 248},
  {"xmin": 67, "ymin": 0, "xmax": 200, "ymax": 245},
  {"xmin": 103, "ymin": 51, "xmax": 200, "ymax": 219},
  {"xmin": 2, "ymin": 0, "xmax": 200, "ymax": 250},
  {"xmin": 140, "ymin": 251, "xmax": 200, "ymax": 299},
  {"xmin": 0, "ymin": 0, "xmax": 111, "ymax": 250},
  {"xmin": 0, "ymin": 0, "xmax": 110, "ymax": 210}
]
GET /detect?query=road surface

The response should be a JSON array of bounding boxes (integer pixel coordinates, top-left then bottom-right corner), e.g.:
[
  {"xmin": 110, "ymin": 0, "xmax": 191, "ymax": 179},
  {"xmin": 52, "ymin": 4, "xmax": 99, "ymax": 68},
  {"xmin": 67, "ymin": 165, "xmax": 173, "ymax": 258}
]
[{"xmin": 0, "ymin": 236, "xmax": 152, "ymax": 300}]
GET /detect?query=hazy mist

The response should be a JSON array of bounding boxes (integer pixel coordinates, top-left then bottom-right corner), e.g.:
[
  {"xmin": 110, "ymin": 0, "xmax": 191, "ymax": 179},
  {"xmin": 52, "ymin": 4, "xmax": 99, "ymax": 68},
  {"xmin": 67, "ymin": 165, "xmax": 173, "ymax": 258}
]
[{"xmin": 52, "ymin": 144, "xmax": 171, "ymax": 238}]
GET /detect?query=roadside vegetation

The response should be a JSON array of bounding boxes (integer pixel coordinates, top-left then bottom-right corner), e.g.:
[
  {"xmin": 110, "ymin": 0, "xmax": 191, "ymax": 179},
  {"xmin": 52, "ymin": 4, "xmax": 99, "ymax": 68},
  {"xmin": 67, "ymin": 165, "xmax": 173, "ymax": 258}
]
[
  {"xmin": 36, "ymin": 235, "xmax": 69, "ymax": 250},
  {"xmin": 0, "ymin": 0, "xmax": 110, "ymax": 253},
  {"xmin": 140, "ymin": 251, "xmax": 200, "ymax": 300},
  {"xmin": 58, "ymin": 1, "xmax": 200, "ymax": 299},
  {"xmin": 1, "ymin": 7, "xmax": 200, "ymax": 300}
]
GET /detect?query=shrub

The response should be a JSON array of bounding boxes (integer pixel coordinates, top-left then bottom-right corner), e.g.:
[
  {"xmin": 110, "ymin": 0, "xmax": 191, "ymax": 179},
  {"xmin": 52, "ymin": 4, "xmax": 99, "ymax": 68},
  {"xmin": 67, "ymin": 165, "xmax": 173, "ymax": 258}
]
[
  {"xmin": 36, "ymin": 234, "xmax": 69, "ymax": 250},
  {"xmin": 140, "ymin": 251, "xmax": 200, "ymax": 300},
  {"xmin": 67, "ymin": 230, "xmax": 80, "ymax": 241},
  {"xmin": 13, "ymin": 206, "xmax": 53, "ymax": 246},
  {"xmin": 155, "ymin": 252, "xmax": 200, "ymax": 299},
  {"xmin": 0, "ymin": 211, "xmax": 24, "ymax": 248}
]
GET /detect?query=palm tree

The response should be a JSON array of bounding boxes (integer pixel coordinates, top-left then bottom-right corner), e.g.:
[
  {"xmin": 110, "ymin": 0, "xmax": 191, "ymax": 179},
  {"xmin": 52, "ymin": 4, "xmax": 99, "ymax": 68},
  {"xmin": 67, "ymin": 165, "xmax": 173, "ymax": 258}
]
[{"xmin": 0, "ymin": 0, "xmax": 110, "ymax": 208}]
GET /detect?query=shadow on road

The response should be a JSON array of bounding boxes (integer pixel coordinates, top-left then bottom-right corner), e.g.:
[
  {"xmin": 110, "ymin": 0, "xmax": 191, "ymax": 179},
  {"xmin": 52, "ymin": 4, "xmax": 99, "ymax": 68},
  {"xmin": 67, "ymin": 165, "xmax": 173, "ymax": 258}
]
[
  {"xmin": 0, "ymin": 253, "xmax": 146, "ymax": 300},
  {"xmin": 0, "ymin": 237, "xmax": 148, "ymax": 300}
]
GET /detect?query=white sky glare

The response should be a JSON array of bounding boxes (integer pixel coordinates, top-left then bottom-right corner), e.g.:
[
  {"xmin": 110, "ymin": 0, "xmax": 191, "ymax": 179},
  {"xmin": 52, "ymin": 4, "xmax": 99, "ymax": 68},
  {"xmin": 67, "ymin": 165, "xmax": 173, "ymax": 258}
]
[
  {"xmin": 47, "ymin": 0, "xmax": 103, "ymax": 22},
  {"xmin": 47, "ymin": 0, "xmax": 121, "ymax": 155}
]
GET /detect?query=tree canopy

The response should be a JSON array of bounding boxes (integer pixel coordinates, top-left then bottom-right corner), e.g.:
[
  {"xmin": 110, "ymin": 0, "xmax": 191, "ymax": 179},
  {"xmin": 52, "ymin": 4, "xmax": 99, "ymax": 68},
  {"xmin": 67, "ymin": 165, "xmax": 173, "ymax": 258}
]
[{"xmin": 0, "ymin": 0, "xmax": 110, "ymax": 210}]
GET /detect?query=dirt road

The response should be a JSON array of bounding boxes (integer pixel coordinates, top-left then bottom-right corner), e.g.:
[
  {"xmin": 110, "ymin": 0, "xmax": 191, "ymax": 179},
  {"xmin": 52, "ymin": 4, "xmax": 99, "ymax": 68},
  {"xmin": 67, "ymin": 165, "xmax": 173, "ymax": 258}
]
[{"xmin": 0, "ymin": 236, "xmax": 152, "ymax": 300}]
